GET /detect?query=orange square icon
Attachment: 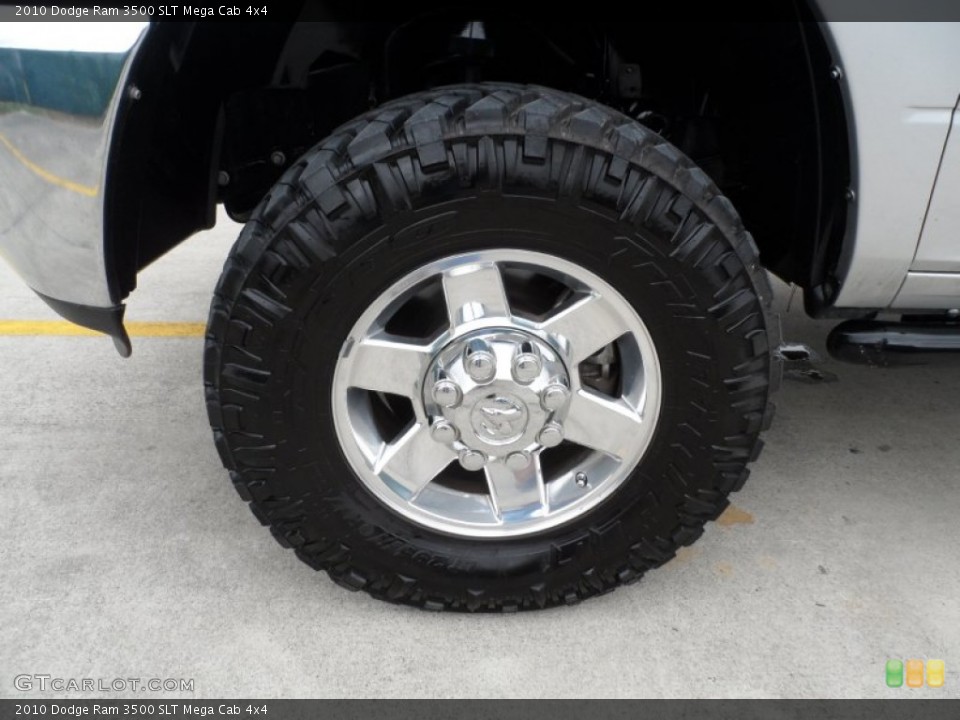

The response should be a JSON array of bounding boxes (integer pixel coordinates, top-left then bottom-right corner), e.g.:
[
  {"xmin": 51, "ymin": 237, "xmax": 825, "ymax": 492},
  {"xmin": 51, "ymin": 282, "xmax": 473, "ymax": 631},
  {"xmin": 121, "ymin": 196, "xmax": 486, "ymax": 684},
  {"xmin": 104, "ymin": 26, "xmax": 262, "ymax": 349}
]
[
  {"xmin": 906, "ymin": 659, "xmax": 924, "ymax": 688},
  {"xmin": 927, "ymin": 660, "xmax": 945, "ymax": 688}
]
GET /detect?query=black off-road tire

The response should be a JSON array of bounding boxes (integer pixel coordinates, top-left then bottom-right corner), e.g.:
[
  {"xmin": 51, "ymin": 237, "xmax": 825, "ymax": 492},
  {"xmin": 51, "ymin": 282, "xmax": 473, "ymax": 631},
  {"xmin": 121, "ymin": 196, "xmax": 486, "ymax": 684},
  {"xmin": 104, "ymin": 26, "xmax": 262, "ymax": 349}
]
[{"xmin": 204, "ymin": 83, "xmax": 780, "ymax": 612}]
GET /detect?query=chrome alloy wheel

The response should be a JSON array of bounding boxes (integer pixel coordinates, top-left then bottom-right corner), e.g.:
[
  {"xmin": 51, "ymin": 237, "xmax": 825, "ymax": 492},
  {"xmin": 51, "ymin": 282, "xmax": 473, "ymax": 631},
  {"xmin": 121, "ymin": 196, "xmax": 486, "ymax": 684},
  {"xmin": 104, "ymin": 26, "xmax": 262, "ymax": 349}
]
[{"xmin": 332, "ymin": 249, "xmax": 662, "ymax": 537}]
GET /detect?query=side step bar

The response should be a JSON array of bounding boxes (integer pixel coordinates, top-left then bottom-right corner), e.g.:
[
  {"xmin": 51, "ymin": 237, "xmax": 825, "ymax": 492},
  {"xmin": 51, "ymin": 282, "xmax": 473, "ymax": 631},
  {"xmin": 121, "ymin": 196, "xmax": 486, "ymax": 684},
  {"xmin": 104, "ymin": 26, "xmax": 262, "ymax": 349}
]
[{"xmin": 827, "ymin": 319, "xmax": 960, "ymax": 367}]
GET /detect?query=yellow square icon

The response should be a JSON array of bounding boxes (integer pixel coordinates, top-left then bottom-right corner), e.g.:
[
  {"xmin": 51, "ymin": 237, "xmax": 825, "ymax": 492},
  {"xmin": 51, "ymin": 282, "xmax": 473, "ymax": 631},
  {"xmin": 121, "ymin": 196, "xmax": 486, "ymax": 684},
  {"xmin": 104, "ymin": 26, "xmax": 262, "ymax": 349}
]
[
  {"xmin": 906, "ymin": 659, "xmax": 924, "ymax": 688},
  {"xmin": 927, "ymin": 659, "xmax": 945, "ymax": 688}
]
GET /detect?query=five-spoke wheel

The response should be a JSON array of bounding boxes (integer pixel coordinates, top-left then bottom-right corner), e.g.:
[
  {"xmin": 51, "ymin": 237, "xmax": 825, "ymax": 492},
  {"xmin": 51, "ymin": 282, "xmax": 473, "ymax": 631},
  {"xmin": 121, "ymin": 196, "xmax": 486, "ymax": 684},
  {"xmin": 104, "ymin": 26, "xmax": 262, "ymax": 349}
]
[{"xmin": 333, "ymin": 249, "xmax": 662, "ymax": 537}]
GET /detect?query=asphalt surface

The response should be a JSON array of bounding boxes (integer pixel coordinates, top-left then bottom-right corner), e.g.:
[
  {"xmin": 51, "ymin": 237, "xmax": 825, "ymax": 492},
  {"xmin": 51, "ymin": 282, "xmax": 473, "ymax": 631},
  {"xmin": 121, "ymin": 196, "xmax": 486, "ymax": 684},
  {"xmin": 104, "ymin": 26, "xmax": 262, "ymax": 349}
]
[{"xmin": 1, "ymin": 211, "xmax": 959, "ymax": 699}]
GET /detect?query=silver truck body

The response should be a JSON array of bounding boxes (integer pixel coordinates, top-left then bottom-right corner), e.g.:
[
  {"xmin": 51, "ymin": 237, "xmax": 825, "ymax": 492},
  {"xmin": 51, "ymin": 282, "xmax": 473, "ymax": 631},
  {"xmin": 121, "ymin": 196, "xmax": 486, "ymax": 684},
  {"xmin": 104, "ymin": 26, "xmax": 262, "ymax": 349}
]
[{"xmin": 1, "ymin": 17, "xmax": 959, "ymax": 348}]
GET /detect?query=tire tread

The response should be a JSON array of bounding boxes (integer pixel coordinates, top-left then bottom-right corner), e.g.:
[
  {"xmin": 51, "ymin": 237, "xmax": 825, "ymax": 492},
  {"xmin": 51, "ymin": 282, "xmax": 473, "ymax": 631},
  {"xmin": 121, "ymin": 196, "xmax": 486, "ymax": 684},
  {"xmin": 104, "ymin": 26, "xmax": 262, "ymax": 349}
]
[{"xmin": 205, "ymin": 83, "xmax": 781, "ymax": 612}]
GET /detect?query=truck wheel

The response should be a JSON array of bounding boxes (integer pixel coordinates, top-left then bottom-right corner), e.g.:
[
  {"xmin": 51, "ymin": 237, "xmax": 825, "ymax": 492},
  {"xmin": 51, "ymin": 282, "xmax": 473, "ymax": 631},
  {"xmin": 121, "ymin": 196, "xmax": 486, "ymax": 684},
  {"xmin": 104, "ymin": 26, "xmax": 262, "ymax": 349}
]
[{"xmin": 204, "ymin": 84, "xmax": 778, "ymax": 611}]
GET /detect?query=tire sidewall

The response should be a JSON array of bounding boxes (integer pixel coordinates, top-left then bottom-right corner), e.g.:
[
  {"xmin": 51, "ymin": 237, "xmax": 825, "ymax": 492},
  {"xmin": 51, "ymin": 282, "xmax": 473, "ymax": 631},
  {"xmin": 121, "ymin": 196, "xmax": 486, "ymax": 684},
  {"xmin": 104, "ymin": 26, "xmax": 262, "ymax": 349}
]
[{"xmin": 266, "ymin": 191, "xmax": 736, "ymax": 591}]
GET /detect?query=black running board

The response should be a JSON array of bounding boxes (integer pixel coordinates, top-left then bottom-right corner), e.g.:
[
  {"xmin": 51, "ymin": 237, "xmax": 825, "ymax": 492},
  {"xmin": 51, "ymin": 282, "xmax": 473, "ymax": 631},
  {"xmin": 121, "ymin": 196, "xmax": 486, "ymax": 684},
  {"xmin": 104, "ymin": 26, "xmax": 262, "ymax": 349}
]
[{"xmin": 827, "ymin": 319, "xmax": 960, "ymax": 367}]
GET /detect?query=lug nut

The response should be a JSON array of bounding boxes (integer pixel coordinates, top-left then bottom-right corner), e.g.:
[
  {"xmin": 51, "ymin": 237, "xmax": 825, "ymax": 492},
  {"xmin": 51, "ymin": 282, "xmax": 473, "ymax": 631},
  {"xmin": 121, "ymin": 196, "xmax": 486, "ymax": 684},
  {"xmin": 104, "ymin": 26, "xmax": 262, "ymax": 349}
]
[
  {"xmin": 541, "ymin": 382, "xmax": 571, "ymax": 411},
  {"xmin": 505, "ymin": 451, "xmax": 531, "ymax": 470},
  {"xmin": 575, "ymin": 472, "xmax": 589, "ymax": 488},
  {"xmin": 537, "ymin": 422, "xmax": 564, "ymax": 448},
  {"xmin": 430, "ymin": 420, "xmax": 458, "ymax": 444},
  {"xmin": 459, "ymin": 449, "xmax": 486, "ymax": 472},
  {"xmin": 432, "ymin": 380, "xmax": 462, "ymax": 408},
  {"xmin": 464, "ymin": 339, "xmax": 497, "ymax": 384},
  {"xmin": 512, "ymin": 342, "xmax": 542, "ymax": 384}
]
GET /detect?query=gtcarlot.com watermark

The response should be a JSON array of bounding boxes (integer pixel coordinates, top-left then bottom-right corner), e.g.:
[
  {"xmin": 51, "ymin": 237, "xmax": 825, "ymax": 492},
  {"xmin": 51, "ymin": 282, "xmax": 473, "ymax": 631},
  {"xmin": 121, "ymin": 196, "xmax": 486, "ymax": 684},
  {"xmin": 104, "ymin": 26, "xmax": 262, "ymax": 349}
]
[{"xmin": 14, "ymin": 675, "xmax": 195, "ymax": 693}]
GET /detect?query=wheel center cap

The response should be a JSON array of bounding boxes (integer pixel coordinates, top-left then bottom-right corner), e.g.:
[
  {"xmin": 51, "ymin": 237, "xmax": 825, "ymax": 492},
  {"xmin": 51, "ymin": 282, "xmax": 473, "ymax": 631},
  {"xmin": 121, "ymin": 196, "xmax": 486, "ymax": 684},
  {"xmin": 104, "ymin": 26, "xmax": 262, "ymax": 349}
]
[
  {"xmin": 423, "ymin": 329, "xmax": 571, "ymax": 462},
  {"xmin": 470, "ymin": 393, "xmax": 529, "ymax": 445}
]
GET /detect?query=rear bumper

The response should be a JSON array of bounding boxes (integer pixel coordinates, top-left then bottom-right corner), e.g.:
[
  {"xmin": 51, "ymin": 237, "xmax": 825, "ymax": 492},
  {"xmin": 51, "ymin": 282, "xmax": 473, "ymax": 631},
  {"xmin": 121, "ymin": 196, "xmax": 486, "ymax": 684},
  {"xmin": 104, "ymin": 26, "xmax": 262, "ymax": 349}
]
[{"xmin": 0, "ymin": 23, "xmax": 146, "ymax": 352}]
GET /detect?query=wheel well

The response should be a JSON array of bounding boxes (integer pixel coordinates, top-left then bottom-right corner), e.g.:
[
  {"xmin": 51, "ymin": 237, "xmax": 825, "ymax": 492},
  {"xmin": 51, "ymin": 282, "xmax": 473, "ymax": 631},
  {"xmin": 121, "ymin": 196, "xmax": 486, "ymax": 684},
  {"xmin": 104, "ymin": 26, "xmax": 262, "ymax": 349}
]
[{"xmin": 108, "ymin": 8, "xmax": 849, "ymax": 305}]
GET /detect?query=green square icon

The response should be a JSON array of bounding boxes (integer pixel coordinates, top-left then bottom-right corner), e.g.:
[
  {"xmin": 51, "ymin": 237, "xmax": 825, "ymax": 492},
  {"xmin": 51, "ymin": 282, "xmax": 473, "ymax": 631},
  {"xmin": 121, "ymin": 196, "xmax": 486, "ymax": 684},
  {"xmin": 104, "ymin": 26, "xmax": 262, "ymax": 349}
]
[{"xmin": 886, "ymin": 659, "xmax": 904, "ymax": 687}]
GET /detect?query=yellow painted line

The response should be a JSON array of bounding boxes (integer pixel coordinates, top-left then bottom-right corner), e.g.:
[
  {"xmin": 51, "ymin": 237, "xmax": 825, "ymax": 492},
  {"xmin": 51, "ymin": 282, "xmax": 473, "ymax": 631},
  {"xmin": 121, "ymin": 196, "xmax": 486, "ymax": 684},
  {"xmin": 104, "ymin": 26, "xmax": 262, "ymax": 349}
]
[
  {"xmin": 0, "ymin": 320, "xmax": 205, "ymax": 338},
  {"xmin": 0, "ymin": 132, "xmax": 99, "ymax": 197}
]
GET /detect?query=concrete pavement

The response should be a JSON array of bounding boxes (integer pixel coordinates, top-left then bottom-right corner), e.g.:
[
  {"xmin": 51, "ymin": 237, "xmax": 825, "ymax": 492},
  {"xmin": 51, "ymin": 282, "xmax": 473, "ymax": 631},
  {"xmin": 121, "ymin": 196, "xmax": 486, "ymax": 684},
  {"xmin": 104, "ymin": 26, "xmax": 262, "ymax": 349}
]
[{"xmin": 1, "ymin": 212, "xmax": 958, "ymax": 698}]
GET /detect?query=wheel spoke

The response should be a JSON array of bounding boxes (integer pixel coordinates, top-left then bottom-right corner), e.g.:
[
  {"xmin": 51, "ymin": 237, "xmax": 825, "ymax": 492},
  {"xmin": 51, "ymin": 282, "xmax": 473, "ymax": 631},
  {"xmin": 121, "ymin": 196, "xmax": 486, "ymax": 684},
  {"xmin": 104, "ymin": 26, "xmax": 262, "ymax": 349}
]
[
  {"xmin": 375, "ymin": 423, "xmax": 455, "ymax": 499},
  {"xmin": 484, "ymin": 455, "xmax": 547, "ymax": 521},
  {"xmin": 563, "ymin": 390, "xmax": 644, "ymax": 461},
  {"xmin": 540, "ymin": 292, "xmax": 627, "ymax": 365},
  {"xmin": 345, "ymin": 335, "xmax": 433, "ymax": 398},
  {"xmin": 441, "ymin": 262, "xmax": 510, "ymax": 329}
]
